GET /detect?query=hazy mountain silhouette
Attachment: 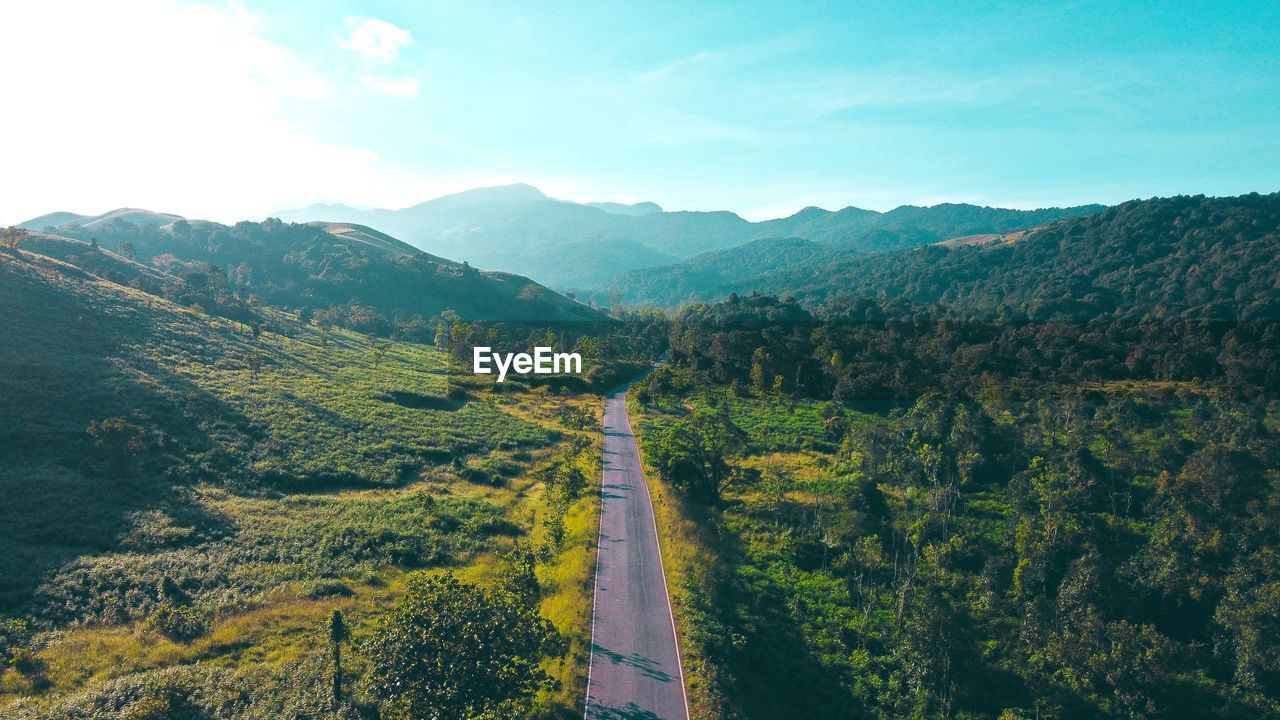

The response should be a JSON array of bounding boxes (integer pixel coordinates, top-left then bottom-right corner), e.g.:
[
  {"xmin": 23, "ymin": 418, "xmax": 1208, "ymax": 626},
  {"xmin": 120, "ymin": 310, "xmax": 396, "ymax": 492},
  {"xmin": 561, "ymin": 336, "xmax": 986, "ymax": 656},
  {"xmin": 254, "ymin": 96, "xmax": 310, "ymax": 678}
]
[{"xmin": 272, "ymin": 185, "xmax": 1103, "ymax": 291}]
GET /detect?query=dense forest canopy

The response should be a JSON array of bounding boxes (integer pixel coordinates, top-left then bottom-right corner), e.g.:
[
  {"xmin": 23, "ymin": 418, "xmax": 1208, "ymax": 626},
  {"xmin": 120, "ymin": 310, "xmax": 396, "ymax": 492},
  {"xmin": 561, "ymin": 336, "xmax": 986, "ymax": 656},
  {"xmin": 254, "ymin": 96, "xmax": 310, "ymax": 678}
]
[{"xmin": 625, "ymin": 192, "xmax": 1280, "ymax": 719}]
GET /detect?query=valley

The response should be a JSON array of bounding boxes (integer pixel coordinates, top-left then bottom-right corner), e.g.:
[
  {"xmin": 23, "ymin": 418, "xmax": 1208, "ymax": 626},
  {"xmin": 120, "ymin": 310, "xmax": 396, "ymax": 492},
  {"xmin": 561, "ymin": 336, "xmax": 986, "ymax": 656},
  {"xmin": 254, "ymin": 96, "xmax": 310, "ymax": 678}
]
[{"xmin": 2, "ymin": 190, "xmax": 1278, "ymax": 719}]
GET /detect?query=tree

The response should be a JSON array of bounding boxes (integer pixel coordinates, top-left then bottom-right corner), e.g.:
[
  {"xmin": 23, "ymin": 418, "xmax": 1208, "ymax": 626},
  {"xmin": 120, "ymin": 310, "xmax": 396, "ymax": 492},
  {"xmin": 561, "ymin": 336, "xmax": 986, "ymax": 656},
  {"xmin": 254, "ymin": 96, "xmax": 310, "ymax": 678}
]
[
  {"xmin": 558, "ymin": 465, "xmax": 587, "ymax": 502},
  {"xmin": 363, "ymin": 573, "xmax": 562, "ymax": 720},
  {"xmin": 648, "ymin": 410, "xmax": 746, "ymax": 501},
  {"xmin": 497, "ymin": 545, "xmax": 541, "ymax": 607},
  {"xmin": 0, "ymin": 226, "xmax": 28, "ymax": 250},
  {"xmin": 86, "ymin": 417, "xmax": 146, "ymax": 475},
  {"xmin": 372, "ymin": 339, "xmax": 392, "ymax": 367},
  {"xmin": 328, "ymin": 610, "xmax": 349, "ymax": 708}
]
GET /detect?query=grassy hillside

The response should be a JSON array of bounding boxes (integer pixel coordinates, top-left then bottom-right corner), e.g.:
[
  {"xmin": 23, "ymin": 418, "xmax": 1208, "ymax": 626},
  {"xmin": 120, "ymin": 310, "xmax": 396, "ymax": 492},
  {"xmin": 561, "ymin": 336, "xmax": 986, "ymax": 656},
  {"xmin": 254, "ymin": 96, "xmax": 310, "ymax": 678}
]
[
  {"xmin": 18, "ymin": 216, "xmax": 606, "ymax": 328},
  {"xmin": 0, "ymin": 248, "xmax": 603, "ymax": 718}
]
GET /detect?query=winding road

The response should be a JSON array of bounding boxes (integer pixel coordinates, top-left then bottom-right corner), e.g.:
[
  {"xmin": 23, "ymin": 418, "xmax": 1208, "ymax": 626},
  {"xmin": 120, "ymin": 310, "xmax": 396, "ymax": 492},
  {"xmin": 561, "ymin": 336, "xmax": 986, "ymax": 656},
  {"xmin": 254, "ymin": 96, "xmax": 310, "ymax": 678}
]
[{"xmin": 584, "ymin": 387, "xmax": 690, "ymax": 720}]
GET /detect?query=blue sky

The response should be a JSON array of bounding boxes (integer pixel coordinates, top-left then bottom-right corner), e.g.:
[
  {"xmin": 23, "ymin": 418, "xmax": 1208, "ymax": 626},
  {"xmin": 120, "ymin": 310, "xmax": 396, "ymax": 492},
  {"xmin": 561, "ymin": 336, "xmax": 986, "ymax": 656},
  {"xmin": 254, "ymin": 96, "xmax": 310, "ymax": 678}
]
[{"xmin": 2, "ymin": 0, "xmax": 1277, "ymax": 223}]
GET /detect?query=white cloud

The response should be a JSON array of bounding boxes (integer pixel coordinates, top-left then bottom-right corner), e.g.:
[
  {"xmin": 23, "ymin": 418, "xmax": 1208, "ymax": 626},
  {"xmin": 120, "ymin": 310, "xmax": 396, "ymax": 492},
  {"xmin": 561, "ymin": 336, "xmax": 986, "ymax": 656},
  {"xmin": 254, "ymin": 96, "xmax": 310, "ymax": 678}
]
[
  {"xmin": 340, "ymin": 16, "xmax": 412, "ymax": 64},
  {"xmin": 0, "ymin": 0, "xmax": 409, "ymax": 224},
  {"xmin": 361, "ymin": 74, "xmax": 420, "ymax": 98}
]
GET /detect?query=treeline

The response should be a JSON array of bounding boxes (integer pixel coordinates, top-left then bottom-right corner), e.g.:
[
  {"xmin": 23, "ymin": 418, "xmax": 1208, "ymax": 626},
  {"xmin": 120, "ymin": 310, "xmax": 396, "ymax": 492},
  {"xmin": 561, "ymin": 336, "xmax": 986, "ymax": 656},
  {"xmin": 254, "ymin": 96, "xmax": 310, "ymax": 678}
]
[
  {"xmin": 758, "ymin": 193, "xmax": 1280, "ymax": 320},
  {"xmin": 666, "ymin": 293, "xmax": 1280, "ymax": 401}
]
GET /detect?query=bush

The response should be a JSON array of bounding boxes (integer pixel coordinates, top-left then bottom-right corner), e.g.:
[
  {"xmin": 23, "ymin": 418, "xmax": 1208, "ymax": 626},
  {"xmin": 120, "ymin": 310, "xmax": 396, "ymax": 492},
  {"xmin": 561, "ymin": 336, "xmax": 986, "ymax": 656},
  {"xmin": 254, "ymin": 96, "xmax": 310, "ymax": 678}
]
[
  {"xmin": 119, "ymin": 697, "xmax": 171, "ymax": 720},
  {"xmin": 85, "ymin": 417, "xmax": 146, "ymax": 475},
  {"xmin": 145, "ymin": 603, "xmax": 208, "ymax": 643}
]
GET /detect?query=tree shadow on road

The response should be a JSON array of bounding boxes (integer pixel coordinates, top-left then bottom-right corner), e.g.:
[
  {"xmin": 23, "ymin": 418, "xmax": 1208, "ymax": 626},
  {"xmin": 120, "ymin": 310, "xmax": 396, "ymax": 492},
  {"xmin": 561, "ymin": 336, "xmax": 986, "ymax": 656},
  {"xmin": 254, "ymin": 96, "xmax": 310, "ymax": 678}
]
[
  {"xmin": 590, "ymin": 642, "xmax": 674, "ymax": 682},
  {"xmin": 585, "ymin": 702, "xmax": 664, "ymax": 720}
]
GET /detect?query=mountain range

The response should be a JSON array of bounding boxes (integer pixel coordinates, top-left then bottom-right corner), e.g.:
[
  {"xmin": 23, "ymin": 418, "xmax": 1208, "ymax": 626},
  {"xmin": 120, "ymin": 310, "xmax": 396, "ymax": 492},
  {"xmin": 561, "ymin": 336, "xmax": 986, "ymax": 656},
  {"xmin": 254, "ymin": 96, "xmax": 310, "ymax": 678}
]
[{"xmin": 270, "ymin": 185, "xmax": 1104, "ymax": 291}]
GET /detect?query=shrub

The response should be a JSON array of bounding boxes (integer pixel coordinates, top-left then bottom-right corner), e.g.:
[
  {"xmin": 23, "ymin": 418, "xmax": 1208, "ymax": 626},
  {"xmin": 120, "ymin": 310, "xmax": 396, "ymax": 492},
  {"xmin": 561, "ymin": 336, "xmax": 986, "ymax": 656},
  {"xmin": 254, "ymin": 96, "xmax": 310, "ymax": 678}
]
[
  {"xmin": 363, "ymin": 573, "xmax": 562, "ymax": 720},
  {"xmin": 86, "ymin": 417, "xmax": 146, "ymax": 475},
  {"xmin": 119, "ymin": 697, "xmax": 171, "ymax": 720},
  {"xmin": 145, "ymin": 603, "xmax": 208, "ymax": 643}
]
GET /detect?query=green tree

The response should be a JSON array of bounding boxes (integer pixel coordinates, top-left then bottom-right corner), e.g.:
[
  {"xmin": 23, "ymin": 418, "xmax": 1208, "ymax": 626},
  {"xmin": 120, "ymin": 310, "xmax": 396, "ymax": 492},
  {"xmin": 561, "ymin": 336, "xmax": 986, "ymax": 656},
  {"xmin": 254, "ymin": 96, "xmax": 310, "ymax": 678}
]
[
  {"xmin": 497, "ymin": 545, "xmax": 541, "ymax": 607},
  {"xmin": 363, "ymin": 573, "xmax": 562, "ymax": 720},
  {"xmin": 0, "ymin": 226, "xmax": 27, "ymax": 250},
  {"xmin": 86, "ymin": 417, "xmax": 146, "ymax": 475},
  {"xmin": 328, "ymin": 609, "xmax": 349, "ymax": 708},
  {"xmin": 649, "ymin": 409, "xmax": 746, "ymax": 501}
]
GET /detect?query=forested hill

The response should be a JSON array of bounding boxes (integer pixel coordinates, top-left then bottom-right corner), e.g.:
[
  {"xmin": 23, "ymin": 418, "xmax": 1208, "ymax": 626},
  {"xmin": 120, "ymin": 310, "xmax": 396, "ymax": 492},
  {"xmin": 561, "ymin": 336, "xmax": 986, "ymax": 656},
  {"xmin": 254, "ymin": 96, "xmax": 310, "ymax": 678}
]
[
  {"xmin": 752, "ymin": 201, "xmax": 1104, "ymax": 249},
  {"xmin": 759, "ymin": 193, "xmax": 1280, "ymax": 320},
  {"xmin": 17, "ymin": 214, "xmax": 606, "ymax": 331},
  {"xmin": 596, "ymin": 203, "xmax": 1106, "ymax": 306},
  {"xmin": 598, "ymin": 237, "xmax": 838, "ymax": 306}
]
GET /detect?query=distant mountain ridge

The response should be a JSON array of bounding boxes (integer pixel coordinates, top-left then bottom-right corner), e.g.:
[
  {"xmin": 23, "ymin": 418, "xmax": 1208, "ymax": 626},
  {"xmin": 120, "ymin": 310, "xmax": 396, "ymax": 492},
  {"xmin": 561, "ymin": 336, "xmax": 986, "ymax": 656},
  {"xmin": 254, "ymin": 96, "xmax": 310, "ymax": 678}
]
[
  {"xmin": 597, "ymin": 202, "xmax": 1109, "ymax": 307},
  {"xmin": 266, "ymin": 184, "xmax": 1103, "ymax": 291},
  {"xmin": 759, "ymin": 193, "xmax": 1280, "ymax": 320}
]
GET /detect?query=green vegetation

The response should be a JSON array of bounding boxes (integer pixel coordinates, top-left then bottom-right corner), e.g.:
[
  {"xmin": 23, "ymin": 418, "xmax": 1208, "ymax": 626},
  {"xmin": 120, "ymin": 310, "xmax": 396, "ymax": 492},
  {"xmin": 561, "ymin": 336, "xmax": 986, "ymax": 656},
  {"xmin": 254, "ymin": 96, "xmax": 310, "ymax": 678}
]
[
  {"xmin": 363, "ymin": 572, "xmax": 562, "ymax": 720},
  {"xmin": 636, "ymin": 374, "xmax": 1279, "ymax": 719},
  {"xmin": 0, "ymin": 226, "xmax": 28, "ymax": 250},
  {"xmin": 28, "ymin": 213, "xmax": 604, "ymax": 328},
  {"xmin": 626, "ymin": 194, "xmax": 1280, "ymax": 719},
  {"xmin": 745, "ymin": 193, "xmax": 1280, "ymax": 316},
  {"xmin": 598, "ymin": 203, "xmax": 1104, "ymax": 306},
  {"xmin": 0, "ymin": 246, "xmax": 608, "ymax": 718},
  {"xmin": 5, "ymin": 190, "xmax": 1278, "ymax": 719}
]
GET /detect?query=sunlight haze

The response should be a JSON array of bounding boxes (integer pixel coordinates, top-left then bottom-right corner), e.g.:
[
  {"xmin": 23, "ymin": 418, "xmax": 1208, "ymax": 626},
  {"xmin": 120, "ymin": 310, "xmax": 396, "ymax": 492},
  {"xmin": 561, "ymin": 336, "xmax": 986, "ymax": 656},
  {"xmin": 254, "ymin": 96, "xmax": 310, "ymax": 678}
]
[{"xmin": 1, "ymin": 0, "xmax": 1276, "ymax": 224}]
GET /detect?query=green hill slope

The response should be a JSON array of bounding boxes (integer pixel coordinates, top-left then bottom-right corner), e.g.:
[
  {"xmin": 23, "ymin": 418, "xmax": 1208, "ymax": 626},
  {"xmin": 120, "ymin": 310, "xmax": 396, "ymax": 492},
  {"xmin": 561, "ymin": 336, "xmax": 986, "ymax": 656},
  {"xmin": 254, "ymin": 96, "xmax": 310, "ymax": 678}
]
[
  {"xmin": 0, "ymin": 248, "xmax": 602, "ymax": 716},
  {"xmin": 17, "ymin": 215, "xmax": 606, "ymax": 328},
  {"xmin": 596, "ymin": 237, "xmax": 835, "ymax": 306}
]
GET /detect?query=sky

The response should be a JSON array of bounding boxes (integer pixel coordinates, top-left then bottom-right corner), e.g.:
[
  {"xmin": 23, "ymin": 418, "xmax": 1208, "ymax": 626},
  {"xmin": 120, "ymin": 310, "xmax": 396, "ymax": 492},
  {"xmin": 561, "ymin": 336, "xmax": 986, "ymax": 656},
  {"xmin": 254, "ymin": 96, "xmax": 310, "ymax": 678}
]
[{"xmin": 1, "ymin": 0, "xmax": 1277, "ymax": 224}]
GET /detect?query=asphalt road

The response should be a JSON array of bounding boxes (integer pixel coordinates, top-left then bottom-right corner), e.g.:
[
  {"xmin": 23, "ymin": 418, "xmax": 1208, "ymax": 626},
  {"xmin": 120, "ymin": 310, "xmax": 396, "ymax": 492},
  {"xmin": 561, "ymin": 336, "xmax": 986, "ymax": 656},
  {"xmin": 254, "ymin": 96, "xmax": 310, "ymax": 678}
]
[{"xmin": 584, "ymin": 388, "xmax": 690, "ymax": 720}]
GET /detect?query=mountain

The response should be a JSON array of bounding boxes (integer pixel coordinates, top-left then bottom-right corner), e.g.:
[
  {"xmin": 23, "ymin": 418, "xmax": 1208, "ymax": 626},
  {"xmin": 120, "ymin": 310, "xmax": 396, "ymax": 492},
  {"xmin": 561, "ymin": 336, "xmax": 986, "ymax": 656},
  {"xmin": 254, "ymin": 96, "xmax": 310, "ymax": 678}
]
[
  {"xmin": 757, "ymin": 193, "xmax": 1280, "ymax": 319},
  {"xmin": 0, "ymin": 239, "xmax": 607, "ymax": 716},
  {"xmin": 275, "ymin": 185, "xmax": 755, "ymax": 288},
  {"xmin": 762, "ymin": 202, "xmax": 1104, "ymax": 249},
  {"xmin": 14, "ymin": 212, "xmax": 606, "ymax": 329},
  {"xmin": 273, "ymin": 185, "xmax": 1103, "ymax": 292},
  {"xmin": 598, "ymin": 202, "xmax": 1108, "ymax": 306},
  {"xmin": 275, "ymin": 186, "xmax": 758, "ymax": 287},
  {"xmin": 17, "ymin": 211, "xmax": 89, "ymax": 229},
  {"xmin": 585, "ymin": 201, "xmax": 663, "ymax": 216},
  {"xmin": 596, "ymin": 237, "xmax": 836, "ymax": 307},
  {"xmin": 20, "ymin": 208, "xmax": 184, "ymax": 233}
]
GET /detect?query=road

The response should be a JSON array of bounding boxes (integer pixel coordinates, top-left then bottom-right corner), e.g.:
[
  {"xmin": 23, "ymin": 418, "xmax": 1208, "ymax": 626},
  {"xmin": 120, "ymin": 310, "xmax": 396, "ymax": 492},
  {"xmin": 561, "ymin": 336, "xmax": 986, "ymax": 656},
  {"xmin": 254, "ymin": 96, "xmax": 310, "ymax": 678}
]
[{"xmin": 584, "ymin": 387, "xmax": 690, "ymax": 720}]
